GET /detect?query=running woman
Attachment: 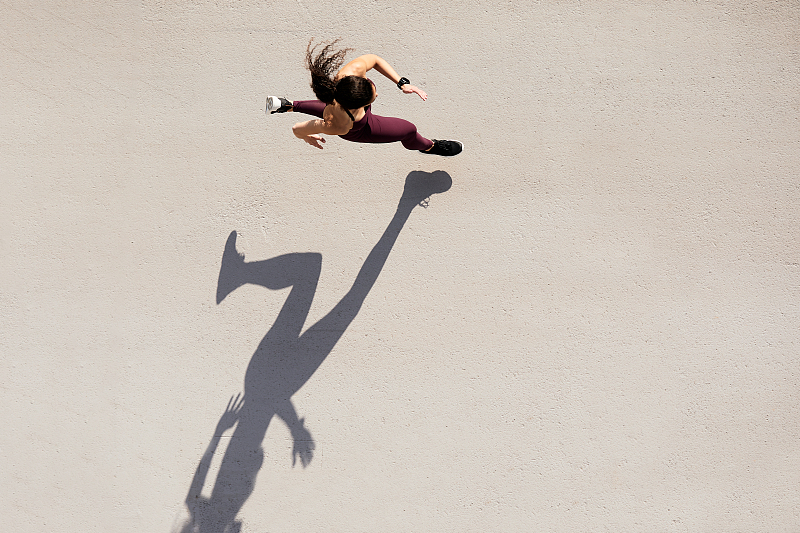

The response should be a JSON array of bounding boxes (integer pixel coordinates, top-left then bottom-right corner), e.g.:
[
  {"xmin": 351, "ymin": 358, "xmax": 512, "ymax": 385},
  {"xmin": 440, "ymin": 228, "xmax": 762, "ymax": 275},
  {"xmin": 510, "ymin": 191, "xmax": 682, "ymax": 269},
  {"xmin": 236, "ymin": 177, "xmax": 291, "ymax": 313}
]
[{"xmin": 266, "ymin": 40, "xmax": 462, "ymax": 156}]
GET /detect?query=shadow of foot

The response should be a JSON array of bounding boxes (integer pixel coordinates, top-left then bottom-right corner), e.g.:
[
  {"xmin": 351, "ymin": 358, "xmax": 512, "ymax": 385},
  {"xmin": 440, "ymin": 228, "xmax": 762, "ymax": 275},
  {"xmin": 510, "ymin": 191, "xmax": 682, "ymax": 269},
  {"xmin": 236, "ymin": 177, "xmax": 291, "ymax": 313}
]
[{"xmin": 216, "ymin": 230, "xmax": 245, "ymax": 304}]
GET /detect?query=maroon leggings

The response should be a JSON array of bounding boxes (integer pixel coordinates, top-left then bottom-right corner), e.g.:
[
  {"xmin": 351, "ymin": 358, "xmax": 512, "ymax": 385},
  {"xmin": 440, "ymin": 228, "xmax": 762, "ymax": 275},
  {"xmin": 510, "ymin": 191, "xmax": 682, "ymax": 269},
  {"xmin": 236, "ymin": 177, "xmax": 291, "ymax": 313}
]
[{"xmin": 292, "ymin": 100, "xmax": 434, "ymax": 151}]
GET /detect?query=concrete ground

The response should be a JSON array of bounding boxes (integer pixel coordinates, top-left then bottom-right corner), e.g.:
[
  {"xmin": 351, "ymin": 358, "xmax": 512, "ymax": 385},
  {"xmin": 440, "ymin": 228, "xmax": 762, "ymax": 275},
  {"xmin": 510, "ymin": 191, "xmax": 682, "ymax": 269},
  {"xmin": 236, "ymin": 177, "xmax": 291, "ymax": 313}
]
[{"xmin": 2, "ymin": 1, "xmax": 798, "ymax": 531}]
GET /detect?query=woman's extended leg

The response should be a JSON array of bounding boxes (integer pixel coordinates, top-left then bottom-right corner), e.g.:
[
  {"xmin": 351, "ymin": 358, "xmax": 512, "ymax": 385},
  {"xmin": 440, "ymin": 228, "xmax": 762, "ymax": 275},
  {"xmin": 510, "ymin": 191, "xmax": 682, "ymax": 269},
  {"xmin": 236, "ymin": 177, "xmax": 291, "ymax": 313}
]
[
  {"xmin": 276, "ymin": 98, "xmax": 461, "ymax": 155},
  {"xmin": 291, "ymin": 99, "xmax": 327, "ymax": 118},
  {"xmin": 289, "ymin": 100, "xmax": 433, "ymax": 150}
]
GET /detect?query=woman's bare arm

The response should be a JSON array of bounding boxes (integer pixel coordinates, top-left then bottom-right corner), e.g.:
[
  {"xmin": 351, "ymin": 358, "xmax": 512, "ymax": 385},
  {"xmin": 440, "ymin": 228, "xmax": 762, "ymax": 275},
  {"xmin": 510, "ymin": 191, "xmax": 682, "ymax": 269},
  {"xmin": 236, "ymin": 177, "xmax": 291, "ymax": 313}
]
[
  {"xmin": 338, "ymin": 54, "xmax": 428, "ymax": 100},
  {"xmin": 292, "ymin": 108, "xmax": 351, "ymax": 149}
]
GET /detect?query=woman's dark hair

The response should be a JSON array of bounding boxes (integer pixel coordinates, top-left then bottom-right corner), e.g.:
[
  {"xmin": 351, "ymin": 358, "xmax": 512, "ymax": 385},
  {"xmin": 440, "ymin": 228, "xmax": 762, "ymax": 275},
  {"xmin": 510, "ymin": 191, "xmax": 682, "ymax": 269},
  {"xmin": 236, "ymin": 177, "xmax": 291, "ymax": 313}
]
[{"xmin": 306, "ymin": 39, "xmax": 374, "ymax": 109}]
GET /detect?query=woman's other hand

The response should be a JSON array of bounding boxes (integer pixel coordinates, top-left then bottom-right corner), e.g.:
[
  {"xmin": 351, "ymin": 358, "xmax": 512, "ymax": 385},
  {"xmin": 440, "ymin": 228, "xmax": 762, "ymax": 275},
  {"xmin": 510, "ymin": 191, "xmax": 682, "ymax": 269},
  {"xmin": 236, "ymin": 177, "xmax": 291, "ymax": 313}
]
[{"xmin": 402, "ymin": 84, "xmax": 427, "ymax": 101}]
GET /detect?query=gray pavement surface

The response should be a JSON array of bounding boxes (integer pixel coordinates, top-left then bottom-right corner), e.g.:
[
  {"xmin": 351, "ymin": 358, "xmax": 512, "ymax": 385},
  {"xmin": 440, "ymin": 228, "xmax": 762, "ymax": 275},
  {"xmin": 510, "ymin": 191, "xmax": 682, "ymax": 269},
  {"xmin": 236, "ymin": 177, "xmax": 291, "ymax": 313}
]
[{"xmin": 2, "ymin": 1, "xmax": 799, "ymax": 531}]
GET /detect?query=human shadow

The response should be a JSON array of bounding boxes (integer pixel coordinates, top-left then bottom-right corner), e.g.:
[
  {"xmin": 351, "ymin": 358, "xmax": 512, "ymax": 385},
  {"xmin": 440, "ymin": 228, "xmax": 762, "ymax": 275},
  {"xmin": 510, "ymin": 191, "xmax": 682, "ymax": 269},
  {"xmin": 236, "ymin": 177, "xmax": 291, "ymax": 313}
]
[{"xmin": 178, "ymin": 171, "xmax": 452, "ymax": 533}]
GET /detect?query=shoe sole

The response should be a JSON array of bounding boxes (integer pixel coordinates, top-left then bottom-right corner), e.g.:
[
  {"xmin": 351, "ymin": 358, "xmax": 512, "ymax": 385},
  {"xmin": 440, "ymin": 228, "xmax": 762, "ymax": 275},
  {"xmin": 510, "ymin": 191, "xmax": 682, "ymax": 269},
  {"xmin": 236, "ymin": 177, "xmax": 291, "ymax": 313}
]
[{"xmin": 265, "ymin": 96, "xmax": 282, "ymax": 115}]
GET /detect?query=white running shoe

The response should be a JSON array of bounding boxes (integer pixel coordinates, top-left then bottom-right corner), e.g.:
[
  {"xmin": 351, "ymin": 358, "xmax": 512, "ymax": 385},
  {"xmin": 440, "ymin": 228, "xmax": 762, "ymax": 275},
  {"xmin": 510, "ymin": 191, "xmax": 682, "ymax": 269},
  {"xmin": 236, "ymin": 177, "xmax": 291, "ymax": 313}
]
[{"xmin": 266, "ymin": 96, "xmax": 292, "ymax": 115}]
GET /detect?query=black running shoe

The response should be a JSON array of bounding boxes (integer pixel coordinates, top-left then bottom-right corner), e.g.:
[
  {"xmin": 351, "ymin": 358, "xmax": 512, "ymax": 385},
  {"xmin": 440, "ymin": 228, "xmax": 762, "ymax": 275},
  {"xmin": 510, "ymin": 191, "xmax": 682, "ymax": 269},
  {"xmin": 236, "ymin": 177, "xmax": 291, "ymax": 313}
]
[
  {"xmin": 420, "ymin": 139, "xmax": 462, "ymax": 156},
  {"xmin": 266, "ymin": 96, "xmax": 293, "ymax": 114}
]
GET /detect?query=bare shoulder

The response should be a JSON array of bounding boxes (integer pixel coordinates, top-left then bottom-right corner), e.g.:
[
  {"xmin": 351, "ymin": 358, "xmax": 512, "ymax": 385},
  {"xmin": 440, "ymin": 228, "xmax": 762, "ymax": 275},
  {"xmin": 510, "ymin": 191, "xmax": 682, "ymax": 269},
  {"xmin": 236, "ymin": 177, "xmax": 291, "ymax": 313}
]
[
  {"xmin": 336, "ymin": 54, "xmax": 378, "ymax": 79},
  {"xmin": 322, "ymin": 104, "xmax": 352, "ymax": 135}
]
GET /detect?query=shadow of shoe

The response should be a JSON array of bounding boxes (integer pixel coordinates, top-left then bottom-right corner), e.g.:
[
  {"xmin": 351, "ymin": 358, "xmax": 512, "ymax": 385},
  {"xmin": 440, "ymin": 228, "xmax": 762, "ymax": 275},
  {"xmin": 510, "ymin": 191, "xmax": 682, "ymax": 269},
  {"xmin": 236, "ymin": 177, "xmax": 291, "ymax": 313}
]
[
  {"xmin": 216, "ymin": 231, "xmax": 245, "ymax": 304},
  {"xmin": 401, "ymin": 170, "xmax": 452, "ymax": 203}
]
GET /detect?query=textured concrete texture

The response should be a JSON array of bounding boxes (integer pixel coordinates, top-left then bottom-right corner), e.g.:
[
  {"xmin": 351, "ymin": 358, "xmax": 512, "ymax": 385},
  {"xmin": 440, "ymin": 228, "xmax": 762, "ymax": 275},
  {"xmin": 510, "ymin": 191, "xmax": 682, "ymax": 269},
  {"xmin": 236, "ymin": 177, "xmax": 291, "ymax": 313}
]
[{"xmin": 2, "ymin": 1, "xmax": 799, "ymax": 531}]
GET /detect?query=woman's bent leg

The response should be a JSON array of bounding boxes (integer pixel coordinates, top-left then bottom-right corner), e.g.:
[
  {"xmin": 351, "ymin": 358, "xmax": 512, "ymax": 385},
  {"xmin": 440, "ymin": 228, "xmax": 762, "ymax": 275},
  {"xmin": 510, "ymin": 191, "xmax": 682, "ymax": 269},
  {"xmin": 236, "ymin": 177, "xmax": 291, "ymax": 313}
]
[
  {"xmin": 292, "ymin": 100, "xmax": 327, "ymax": 118},
  {"xmin": 364, "ymin": 114, "xmax": 434, "ymax": 151}
]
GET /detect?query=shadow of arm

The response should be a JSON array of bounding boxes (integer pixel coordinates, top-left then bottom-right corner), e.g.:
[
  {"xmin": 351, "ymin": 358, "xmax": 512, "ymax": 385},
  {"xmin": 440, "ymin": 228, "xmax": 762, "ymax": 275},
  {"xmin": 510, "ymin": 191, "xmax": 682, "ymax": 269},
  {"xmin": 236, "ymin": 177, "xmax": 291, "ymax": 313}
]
[{"xmin": 185, "ymin": 394, "xmax": 243, "ymax": 507}]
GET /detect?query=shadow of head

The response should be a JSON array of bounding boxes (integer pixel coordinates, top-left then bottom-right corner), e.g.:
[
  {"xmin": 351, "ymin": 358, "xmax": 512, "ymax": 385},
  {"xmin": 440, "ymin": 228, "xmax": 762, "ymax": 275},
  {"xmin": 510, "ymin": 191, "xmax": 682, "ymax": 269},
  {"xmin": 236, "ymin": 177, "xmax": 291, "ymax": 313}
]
[{"xmin": 402, "ymin": 170, "xmax": 452, "ymax": 203}]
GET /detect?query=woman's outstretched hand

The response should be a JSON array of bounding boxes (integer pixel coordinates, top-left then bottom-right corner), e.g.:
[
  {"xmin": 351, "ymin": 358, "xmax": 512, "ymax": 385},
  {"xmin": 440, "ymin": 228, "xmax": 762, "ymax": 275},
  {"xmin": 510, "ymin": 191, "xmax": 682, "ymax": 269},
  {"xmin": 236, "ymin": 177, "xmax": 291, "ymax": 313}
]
[
  {"xmin": 301, "ymin": 134, "xmax": 326, "ymax": 149},
  {"xmin": 402, "ymin": 84, "xmax": 428, "ymax": 101}
]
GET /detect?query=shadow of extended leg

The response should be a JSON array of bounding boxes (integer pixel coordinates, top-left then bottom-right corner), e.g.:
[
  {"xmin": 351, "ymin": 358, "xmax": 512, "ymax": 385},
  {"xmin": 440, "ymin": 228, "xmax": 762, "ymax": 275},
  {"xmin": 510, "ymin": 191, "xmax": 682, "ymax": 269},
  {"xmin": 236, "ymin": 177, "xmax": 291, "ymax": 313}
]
[
  {"xmin": 217, "ymin": 231, "xmax": 322, "ymax": 340},
  {"xmin": 297, "ymin": 171, "xmax": 452, "ymax": 364}
]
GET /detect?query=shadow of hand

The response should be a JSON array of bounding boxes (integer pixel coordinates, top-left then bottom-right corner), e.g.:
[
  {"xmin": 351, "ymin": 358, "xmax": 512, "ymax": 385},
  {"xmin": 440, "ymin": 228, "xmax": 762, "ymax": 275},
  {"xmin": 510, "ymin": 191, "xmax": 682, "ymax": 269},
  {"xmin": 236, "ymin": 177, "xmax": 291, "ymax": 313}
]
[
  {"xmin": 291, "ymin": 417, "xmax": 315, "ymax": 468},
  {"xmin": 215, "ymin": 393, "xmax": 244, "ymax": 435}
]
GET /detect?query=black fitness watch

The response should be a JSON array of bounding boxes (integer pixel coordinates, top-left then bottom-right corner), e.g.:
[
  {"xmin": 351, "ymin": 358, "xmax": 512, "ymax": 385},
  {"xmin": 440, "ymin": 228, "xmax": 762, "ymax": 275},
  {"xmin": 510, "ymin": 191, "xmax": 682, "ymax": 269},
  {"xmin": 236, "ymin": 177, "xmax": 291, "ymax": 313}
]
[{"xmin": 397, "ymin": 77, "xmax": 410, "ymax": 89}]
